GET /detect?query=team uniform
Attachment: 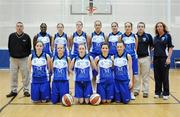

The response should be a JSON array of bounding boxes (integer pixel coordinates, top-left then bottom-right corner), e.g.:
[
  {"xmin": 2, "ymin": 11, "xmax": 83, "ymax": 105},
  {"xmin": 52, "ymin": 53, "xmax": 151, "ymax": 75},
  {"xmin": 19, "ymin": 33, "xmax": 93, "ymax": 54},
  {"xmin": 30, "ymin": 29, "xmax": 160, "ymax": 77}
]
[
  {"xmin": 71, "ymin": 32, "xmax": 88, "ymax": 59},
  {"xmin": 73, "ymin": 55, "xmax": 93, "ymax": 99},
  {"xmin": 108, "ymin": 31, "xmax": 122, "ymax": 55},
  {"xmin": 37, "ymin": 33, "xmax": 52, "ymax": 57},
  {"xmin": 96, "ymin": 55, "xmax": 114, "ymax": 101},
  {"xmin": 53, "ymin": 32, "xmax": 69, "ymax": 57},
  {"xmin": 121, "ymin": 33, "xmax": 138, "ymax": 75},
  {"xmin": 51, "ymin": 55, "xmax": 69, "ymax": 104},
  {"xmin": 89, "ymin": 31, "xmax": 105, "ymax": 58},
  {"xmin": 114, "ymin": 52, "xmax": 131, "ymax": 104},
  {"xmin": 30, "ymin": 52, "xmax": 51, "ymax": 102}
]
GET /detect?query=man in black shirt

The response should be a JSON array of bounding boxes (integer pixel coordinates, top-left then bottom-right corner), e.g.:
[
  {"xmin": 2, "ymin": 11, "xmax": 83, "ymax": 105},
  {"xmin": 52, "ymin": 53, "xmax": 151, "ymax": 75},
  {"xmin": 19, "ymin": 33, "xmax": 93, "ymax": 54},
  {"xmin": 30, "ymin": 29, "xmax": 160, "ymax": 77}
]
[
  {"xmin": 134, "ymin": 22, "xmax": 153, "ymax": 98},
  {"xmin": 7, "ymin": 22, "xmax": 31, "ymax": 97}
]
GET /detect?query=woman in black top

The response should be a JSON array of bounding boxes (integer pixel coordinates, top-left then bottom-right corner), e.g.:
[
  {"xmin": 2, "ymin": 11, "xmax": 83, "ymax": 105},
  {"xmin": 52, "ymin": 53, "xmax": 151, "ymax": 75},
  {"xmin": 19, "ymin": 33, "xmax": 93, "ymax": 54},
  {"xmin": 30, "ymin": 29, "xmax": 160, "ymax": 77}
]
[{"xmin": 153, "ymin": 22, "xmax": 174, "ymax": 100}]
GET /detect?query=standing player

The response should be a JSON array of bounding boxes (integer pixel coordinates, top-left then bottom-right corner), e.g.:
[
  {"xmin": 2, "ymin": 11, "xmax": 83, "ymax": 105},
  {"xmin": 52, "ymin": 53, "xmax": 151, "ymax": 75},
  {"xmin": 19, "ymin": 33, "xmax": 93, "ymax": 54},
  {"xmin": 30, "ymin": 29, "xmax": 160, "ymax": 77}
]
[
  {"xmin": 51, "ymin": 44, "xmax": 71, "ymax": 104},
  {"xmin": 113, "ymin": 41, "xmax": 133, "ymax": 104},
  {"xmin": 119, "ymin": 22, "xmax": 138, "ymax": 100},
  {"xmin": 134, "ymin": 22, "xmax": 153, "ymax": 98},
  {"xmin": 95, "ymin": 42, "xmax": 114, "ymax": 103},
  {"xmin": 28, "ymin": 41, "xmax": 51, "ymax": 103},
  {"xmin": 108, "ymin": 22, "xmax": 122, "ymax": 56},
  {"xmin": 70, "ymin": 21, "xmax": 91, "ymax": 59},
  {"xmin": 53, "ymin": 23, "xmax": 70, "ymax": 57},
  {"xmin": 89, "ymin": 20, "xmax": 106, "ymax": 93},
  {"xmin": 33, "ymin": 23, "xmax": 53, "ymax": 57},
  {"xmin": 69, "ymin": 44, "xmax": 96, "ymax": 104}
]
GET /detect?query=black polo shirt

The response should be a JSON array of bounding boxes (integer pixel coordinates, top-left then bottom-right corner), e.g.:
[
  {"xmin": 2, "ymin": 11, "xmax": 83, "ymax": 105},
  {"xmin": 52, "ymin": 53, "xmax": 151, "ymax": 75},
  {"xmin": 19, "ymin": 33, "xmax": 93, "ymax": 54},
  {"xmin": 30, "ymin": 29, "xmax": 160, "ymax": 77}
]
[
  {"xmin": 153, "ymin": 33, "xmax": 174, "ymax": 57},
  {"xmin": 137, "ymin": 32, "xmax": 153, "ymax": 58},
  {"xmin": 8, "ymin": 32, "xmax": 32, "ymax": 58}
]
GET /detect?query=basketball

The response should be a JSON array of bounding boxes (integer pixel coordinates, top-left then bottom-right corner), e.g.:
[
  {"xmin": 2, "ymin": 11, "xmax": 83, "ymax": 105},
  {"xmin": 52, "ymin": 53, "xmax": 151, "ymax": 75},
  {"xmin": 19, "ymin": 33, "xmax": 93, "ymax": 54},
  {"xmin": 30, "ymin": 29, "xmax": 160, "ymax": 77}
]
[
  {"xmin": 62, "ymin": 94, "xmax": 74, "ymax": 107},
  {"xmin": 90, "ymin": 93, "xmax": 101, "ymax": 105}
]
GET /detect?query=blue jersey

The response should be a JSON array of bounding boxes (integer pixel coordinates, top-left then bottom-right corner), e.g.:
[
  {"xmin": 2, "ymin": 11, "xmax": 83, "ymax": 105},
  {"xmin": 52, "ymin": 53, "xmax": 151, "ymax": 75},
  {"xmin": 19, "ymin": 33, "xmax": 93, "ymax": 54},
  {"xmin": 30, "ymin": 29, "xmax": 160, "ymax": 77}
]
[
  {"xmin": 71, "ymin": 31, "xmax": 88, "ymax": 56},
  {"xmin": 121, "ymin": 33, "xmax": 137, "ymax": 56},
  {"xmin": 108, "ymin": 31, "xmax": 122, "ymax": 55},
  {"xmin": 90, "ymin": 31, "xmax": 105, "ymax": 55},
  {"xmin": 37, "ymin": 33, "xmax": 52, "ymax": 56},
  {"xmin": 31, "ymin": 52, "xmax": 49, "ymax": 83},
  {"xmin": 52, "ymin": 55, "xmax": 69, "ymax": 81},
  {"xmin": 114, "ymin": 52, "xmax": 130, "ymax": 81},
  {"xmin": 74, "ymin": 55, "xmax": 92, "ymax": 81},
  {"xmin": 96, "ymin": 55, "xmax": 113, "ymax": 83},
  {"xmin": 53, "ymin": 32, "xmax": 69, "ymax": 56}
]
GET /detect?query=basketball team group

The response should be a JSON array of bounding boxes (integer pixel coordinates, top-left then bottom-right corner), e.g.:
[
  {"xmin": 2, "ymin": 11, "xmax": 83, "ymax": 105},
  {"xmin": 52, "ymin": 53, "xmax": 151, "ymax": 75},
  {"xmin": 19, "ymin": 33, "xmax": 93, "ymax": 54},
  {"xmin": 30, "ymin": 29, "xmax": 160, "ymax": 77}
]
[{"xmin": 7, "ymin": 20, "xmax": 174, "ymax": 106}]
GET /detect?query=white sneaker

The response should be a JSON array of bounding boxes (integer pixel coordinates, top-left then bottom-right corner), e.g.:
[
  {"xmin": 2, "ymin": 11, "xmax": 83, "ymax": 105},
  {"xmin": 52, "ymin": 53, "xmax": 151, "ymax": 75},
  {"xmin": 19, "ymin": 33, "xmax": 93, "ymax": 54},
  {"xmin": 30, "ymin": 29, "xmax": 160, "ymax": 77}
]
[
  {"xmin": 163, "ymin": 96, "xmax": 169, "ymax": 100},
  {"xmin": 154, "ymin": 95, "xmax": 159, "ymax": 98},
  {"xmin": 131, "ymin": 92, "xmax": 135, "ymax": 100}
]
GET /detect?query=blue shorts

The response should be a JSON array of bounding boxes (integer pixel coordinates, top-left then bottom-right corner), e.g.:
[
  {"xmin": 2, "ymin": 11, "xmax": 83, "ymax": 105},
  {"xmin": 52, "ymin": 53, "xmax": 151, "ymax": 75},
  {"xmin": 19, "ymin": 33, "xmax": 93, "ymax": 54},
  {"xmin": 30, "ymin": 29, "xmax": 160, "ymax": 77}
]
[
  {"xmin": 75, "ymin": 81, "xmax": 93, "ymax": 98},
  {"xmin": 97, "ymin": 81, "xmax": 114, "ymax": 100},
  {"xmin": 114, "ymin": 80, "xmax": 130, "ymax": 104},
  {"xmin": 51, "ymin": 80, "xmax": 69, "ymax": 104},
  {"xmin": 31, "ymin": 82, "xmax": 51, "ymax": 101},
  {"xmin": 132, "ymin": 55, "xmax": 138, "ymax": 75}
]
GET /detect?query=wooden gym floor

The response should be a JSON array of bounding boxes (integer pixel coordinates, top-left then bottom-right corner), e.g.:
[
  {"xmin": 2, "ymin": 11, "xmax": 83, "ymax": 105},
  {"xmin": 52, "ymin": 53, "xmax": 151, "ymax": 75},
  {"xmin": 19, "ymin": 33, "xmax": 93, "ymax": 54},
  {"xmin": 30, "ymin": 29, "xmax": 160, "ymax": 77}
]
[{"xmin": 0, "ymin": 69, "xmax": 180, "ymax": 117}]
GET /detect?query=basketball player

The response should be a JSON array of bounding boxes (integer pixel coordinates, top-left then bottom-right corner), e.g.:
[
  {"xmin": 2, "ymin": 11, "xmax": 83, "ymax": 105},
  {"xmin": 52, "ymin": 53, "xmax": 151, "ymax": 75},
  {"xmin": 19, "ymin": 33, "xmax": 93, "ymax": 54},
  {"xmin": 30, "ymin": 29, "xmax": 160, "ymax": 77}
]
[
  {"xmin": 28, "ymin": 41, "xmax": 51, "ymax": 103},
  {"xmin": 51, "ymin": 44, "xmax": 71, "ymax": 104},
  {"xmin": 69, "ymin": 44, "xmax": 97, "ymax": 104},
  {"xmin": 119, "ymin": 22, "xmax": 138, "ymax": 100},
  {"xmin": 95, "ymin": 42, "xmax": 114, "ymax": 103},
  {"xmin": 113, "ymin": 41, "xmax": 133, "ymax": 104},
  {"xmin": 70, "ymin": 21, "xmax": 91, "ymax": 59},
  {"xmin": 52, "ymin": 23, "xmax": 70, "ymax": 57},
  {"xmin": 108, "ymin": 22, "xmax": 122, "ymax": 56},
  {"xmin": 33, "ymin": 23, "xmax": 53, "ymax": 57}
]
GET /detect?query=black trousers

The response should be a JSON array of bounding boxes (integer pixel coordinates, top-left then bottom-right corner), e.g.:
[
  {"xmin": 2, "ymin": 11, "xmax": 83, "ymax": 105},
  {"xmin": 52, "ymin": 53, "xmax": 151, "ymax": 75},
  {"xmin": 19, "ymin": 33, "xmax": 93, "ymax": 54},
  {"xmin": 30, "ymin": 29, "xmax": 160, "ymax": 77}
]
[{"xmin": 153, "ymin": 57, "xmax": 170, "ymax": 96}]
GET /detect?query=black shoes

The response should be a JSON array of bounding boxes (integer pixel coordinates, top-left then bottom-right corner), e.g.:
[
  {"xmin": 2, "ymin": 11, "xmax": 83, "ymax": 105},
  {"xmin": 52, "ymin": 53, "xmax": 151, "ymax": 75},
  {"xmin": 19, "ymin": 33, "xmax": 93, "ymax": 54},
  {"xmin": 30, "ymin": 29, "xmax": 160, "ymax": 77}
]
[
  {"xmin": 6, "ymin": 91, "xmax": 17, "ymax": 98},
  {"xmin": 143, "ymin": 93, "xmax": 148, "ymax": 98},
  {"xmin": 24, "ymin": 92, "xmax": 30, "ymax": 97},
  {"xmin": 134, "ymin": 92, "xmax": 139, "ymax": 96}
]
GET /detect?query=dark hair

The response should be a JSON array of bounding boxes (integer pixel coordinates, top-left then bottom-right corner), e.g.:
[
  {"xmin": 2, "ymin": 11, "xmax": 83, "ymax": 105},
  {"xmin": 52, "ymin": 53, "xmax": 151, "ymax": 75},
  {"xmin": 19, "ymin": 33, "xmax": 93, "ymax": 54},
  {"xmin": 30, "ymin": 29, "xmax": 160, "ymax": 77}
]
[
  {"xmin": 155, "ymin": 22, "xmax": 169, "ymax": 35},
  {"xmin": 94, "ymin": 20, "xmax": 102, "ymax": 26},
  {"xmin": 40, "ymin": 23, "xmax": 47, "ymax": 27},
  {"xmin": 124, "ymin": 22, "xmax": 133, "ymax": 28},
  {"xmin": 57, "ymin": 23, "xmax": 64, "ymax": 28},
  {"xmin": 101, "ymin": 42, "xmax": 109, "ymax": 48},
  {"xmin": 117, "ymin": 40, "xmax": 125, "ymax": 46},
  {"xmin": 34, "ymin": 41, "xmax": 44, "ymax": 51},
  {"xmin": 137, "ymin": 22, "xmax": 145, "ymax": 28},
  {"xmin": 111, "ymin": 22, "xmax": 119, "ymax": 27}
]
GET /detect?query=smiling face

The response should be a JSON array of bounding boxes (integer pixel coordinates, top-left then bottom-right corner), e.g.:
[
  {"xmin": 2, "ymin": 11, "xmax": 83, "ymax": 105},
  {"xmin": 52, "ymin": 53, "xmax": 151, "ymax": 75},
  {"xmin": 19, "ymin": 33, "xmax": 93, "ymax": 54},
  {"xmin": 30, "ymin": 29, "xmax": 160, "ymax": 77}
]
[
  {"xmin": 57, "ymin": 23, "xmax": 64, "ymax": 33},
  {"xmin": 35, "ymin": 41, "xmax": 44, "ymax": 53},
  {"xmin": 156, "ymin": 23, "xmax": 164, "ymax": 34},
  {"xmin": 116, "ymin": 42, "xmax": 125, "ymax": 53},
  {"xmin": 125, "ymin": 22, "xmax": 132, "ymax": 33},
  {"xmin": 101, "ymin": 44, "xmax": 109, "ymax": 55},
  {"xmin": 78, "ymin": 44, "xmax": 86, "ymax": 56},
  {"xmin": 40, "ymin": 23, "xmax": 47, "ymax": 33},
  {"xmin": 57, "ymin": 44, "xmax": 64, "ymax": 55},
  {"xmin": 137, "ymin": 23, "xmax": 145, "ymax": 34}
]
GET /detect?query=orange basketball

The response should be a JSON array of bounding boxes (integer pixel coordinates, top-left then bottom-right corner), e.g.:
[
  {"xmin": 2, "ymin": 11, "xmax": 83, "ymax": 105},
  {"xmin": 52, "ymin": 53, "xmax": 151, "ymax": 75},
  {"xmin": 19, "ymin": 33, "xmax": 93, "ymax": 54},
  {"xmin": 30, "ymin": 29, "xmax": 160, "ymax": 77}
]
[
  {"xmin": 90, "ymin": 93, "xmax": 101, "ymax": 105},
  {"xmin": 62, "ymin": 94, "xmax": 74, "ymax": 107}
]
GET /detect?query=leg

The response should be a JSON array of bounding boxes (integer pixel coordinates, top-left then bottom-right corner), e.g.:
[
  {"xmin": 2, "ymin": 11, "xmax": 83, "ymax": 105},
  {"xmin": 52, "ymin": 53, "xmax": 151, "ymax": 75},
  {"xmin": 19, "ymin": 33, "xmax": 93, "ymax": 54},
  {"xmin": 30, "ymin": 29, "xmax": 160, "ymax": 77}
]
[
  {"xmin": 134, "ymin": 58, "xmax": 142, "ymax": 95},
  {"xmin": 106, "ymin": 82, "xmax": 114, "ymax": 103},
  {"xmin": 40, "ymin": 82, "xmax": 51, "ymax": 102},
  {"xmin": 119, "ymin": 81, "xmax": 131, "ymax": 104},
  {"xmin": 97, "ymin": 82, "xmax": 106, "ymax": 103},
  {"xmin": 75, "ymin": 81, "xmax": 83, "ymax": 104},
  {"xmin": 10, "ymin": 57, "xmax": 19, "ymax": 93},
  {"xmin": 141, "ymin": 57, "xmax": 150, "ymax": 97},
  {"xmin": 114, "ymin": 80, "xmax": 121, "ymax": 103},
  {"xmin": 84, "ymin": 81, "xmax": 93, "ymax": 104},
  {"xmin": 31, "ymin": 83, "xmax": 40, "ymax": 102},
  {"xmin": 51, "ymin": 81, "xmax": 60, "ymax": 104},
  {"xmin": 59, "ymin": 80, "xmax": 69, "ymax": 101},
  {"xmin": 19, "ymin": 57, "xmax": 30, "ymax": 94}
]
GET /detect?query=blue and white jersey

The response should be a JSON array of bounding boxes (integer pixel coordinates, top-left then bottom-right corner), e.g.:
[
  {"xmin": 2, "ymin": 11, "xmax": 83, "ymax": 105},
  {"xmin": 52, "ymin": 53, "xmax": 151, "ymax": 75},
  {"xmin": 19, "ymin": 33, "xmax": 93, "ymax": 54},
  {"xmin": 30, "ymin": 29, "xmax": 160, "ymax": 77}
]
[
  {"xmin": 53, "ymin": 32, "xmax": 69, "ymax": 56},
  {"xmin": 121, "ymin": 33, "xmax": 137, "ymax": 56},
  {"xmin": 96, "ymin": 55, "xmax": 113, "ymax": 83},
  {"xmin": 71, "ymin": 31, "xmax": 88, "ymax": 56},
  {"xmin": 52, "ymin": 55, "xmax": 69, "ymax": 81},
  {"xmin": 31, "ymin": 52, "xmax": 49, "ymax": 83},
  {"xmin": 90, "ymin": 31, "xmax": 105, "ymax": 55},
  {"xmin": 114, "ymin": 52, "xmax": 130, "ymax": 81},
  {"xmin": 37, "ymin": 33, "xmax": 52, "ymax": 56},
  {"xmin": 74, "ymin": 55, "xmax": 92, "ymax": 81},
  {"xmin": 108, "ymin": 31, "xmax": 122, "ymax": 55}
]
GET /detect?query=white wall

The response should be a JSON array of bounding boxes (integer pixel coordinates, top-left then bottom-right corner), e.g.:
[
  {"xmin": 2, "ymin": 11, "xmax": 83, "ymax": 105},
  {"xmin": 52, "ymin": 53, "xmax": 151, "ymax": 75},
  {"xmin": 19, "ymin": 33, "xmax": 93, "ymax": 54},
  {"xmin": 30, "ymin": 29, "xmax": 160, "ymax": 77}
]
[{"xmin": 0, "ymin": 0, "xmax": 180, "ymax": 49}]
